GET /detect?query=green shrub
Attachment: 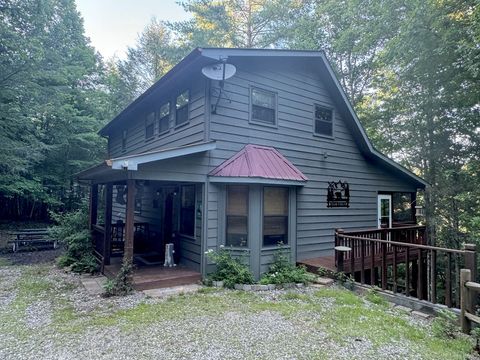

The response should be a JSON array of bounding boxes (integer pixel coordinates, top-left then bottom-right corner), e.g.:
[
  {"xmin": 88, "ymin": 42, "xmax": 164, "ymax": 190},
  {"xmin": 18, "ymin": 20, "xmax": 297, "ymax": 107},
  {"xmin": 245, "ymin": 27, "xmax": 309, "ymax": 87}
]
[
  {"xmin": 432, "ymin": 309, "xmax": 459, "ymax": 339},
  {"xmin": 49, "ymin": 202, "xmax": 98, "ymax": 274},
  {"xmin": 365, "ymin": 287, "xmax": 388, "ymax": 306},
  {"xmin": 260, "ymin": 245, "xmax": 315, "ymax": 285},
  {"xmin": 206, "ymin": 247, "xmax": 254, "ymax": 288},
  {"xmin": 103, "ymin": 261, "xmax": 134, "ymax": 297}
]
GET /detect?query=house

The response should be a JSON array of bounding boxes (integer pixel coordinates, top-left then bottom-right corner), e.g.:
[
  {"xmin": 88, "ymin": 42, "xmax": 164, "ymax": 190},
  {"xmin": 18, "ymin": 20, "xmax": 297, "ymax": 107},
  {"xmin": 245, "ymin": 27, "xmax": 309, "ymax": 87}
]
[{"xmin": 77, "ymin": 48, "xmax": 427, "ymax": 289}]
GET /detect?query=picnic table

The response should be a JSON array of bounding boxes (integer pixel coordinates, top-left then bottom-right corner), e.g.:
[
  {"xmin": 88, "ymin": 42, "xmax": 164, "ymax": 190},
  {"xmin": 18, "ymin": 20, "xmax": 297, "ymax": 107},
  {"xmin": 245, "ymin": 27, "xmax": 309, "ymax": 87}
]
[{"xmin": 7, "ymin": 228, "xmax": 58, "ymax": 252}]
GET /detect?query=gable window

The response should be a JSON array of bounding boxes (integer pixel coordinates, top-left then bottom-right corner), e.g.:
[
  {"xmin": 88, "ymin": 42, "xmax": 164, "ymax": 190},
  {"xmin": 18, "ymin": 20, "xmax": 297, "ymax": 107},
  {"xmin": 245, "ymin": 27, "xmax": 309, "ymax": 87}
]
[
  {"xmin": 122, "ymin": 130, "xmax": 127, "ymax": 152},
  {"xmin": 175, "ymin": 90, "xmax": 189, "ymax": 126},
  {"xmin": 251, "ymin": 87, "xmax": 276, "ymax": 125},
  {"xmin": 263, "ymin": 187, "xmax": 289, "ymax": 247},
  {"xmin": 158, "ymin": 102, "xmax": 170, "ymax": 134},
  {"xmin": 314, "ymin": 105, "xmax": 333, "ymax": 137},
  {"xmin": 145, "ymin": 111, "xmax": 155, "ymax": 140},
  {"xmin": 180, "ymin": 185, "xmax": 195, "ymax": 237},
  {"xmin": 226, "ymin": 185, "xmax": 249, "ymax": 247}
]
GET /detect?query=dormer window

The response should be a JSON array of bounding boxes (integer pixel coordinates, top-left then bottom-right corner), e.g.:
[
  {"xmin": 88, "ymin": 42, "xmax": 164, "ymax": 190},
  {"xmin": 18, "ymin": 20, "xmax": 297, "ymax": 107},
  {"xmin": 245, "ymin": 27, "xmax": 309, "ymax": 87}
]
[
  {"xmin": 175, "ymin": 90, "xmax": 189, "ymax": 126},
  {"xmin": 251, "ymin": 87, "xmax": 277, "ymax": 126},
  {"xmin": 158, "ymin": 102, "xmax": 170, "ymax": 134},
  {"xmin": 314, "ymin": 105, "xmax": 333, "ymax": 137},
  {"xmin": 145, "ymin": 111, "xmax": 155, "ymax": 140}
]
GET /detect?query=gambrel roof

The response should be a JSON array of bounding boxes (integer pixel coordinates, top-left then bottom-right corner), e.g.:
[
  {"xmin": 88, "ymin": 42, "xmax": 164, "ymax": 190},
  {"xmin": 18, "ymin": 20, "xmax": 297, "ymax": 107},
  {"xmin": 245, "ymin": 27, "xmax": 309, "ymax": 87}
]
[{"xmin": 99, "ymin": 48, "xmax": 427, "ymax": 188}]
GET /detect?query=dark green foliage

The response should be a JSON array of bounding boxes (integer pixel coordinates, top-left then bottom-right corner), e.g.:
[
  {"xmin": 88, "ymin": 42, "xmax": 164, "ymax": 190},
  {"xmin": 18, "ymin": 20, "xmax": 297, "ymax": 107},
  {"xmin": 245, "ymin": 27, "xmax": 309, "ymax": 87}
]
[
  {"xmin": 432, "ymin": 309, "xmax": 460, "ymax": 339},
  {"xmin": 50, "ymin": 203, "xmax": 97, "ymax": 273},
  {"xmin": 103, "ymin": 261, "xmax": 134, "ymax": 297},
  {"xmin": 260, "ymin": 246, "xmax": 315, "ymax": 285},
  {"xmin": 0, "ymin": 0, "xmax": 108, "ymax": 220},
  {"xmin": 206, "ymin": 248, "xmax": 254, "ymax": 288}
]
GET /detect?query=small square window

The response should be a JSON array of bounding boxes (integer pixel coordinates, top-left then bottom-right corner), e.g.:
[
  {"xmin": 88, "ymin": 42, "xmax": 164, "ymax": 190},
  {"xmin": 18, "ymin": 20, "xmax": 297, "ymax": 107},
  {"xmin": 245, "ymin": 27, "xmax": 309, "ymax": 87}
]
[
  {"xmin": 158, "ymin": 102, "xmax": 170, "ymax": 134},
  {"xmin": 176, "ymin": 90, "xmax": 189, "ymax": 126},
  {"xmin": 314, "ymin": 105, "xmax": 333, "ymax": 137},
  {"xmin": 145, "ymin": 111, "xmax": 155, "ymax": 140},
  {"xmin": 251, "ymin": 87, "xmax": 276, "ymax": 125}
]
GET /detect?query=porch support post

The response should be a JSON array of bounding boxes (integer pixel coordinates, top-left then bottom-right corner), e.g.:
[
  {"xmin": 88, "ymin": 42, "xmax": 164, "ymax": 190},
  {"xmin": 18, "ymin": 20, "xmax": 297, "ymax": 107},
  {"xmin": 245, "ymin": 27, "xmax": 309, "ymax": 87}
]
[
  {"xmin": 124, "ymin": 178, "xmax": 136, "ymax": 263},
  {"xmin": 103, "ymin": 183, "xmax": 113, "ymax": 265},
  {"xmin": 88, "ymin": 184, "xmax": 98, "ymax": 230}
]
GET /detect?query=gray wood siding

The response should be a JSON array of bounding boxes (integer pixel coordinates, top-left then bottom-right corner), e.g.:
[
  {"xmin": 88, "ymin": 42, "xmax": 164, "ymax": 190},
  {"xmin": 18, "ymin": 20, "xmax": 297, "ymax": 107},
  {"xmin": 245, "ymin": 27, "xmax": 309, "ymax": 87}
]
[
  {"xmin": 207, "ymin": 60, "xmax": 418, "ymax": 261},
  {"xmin": 108, "ymin": 74, "xmax": 207, "ymax": 158}
]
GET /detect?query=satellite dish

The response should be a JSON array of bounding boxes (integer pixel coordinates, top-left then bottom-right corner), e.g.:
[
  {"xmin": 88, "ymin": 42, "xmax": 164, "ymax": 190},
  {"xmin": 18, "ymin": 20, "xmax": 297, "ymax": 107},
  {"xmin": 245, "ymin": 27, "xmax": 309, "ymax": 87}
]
[{"xmin": 202, "ymin": 63, "xmax": 236, "ymax": 81}]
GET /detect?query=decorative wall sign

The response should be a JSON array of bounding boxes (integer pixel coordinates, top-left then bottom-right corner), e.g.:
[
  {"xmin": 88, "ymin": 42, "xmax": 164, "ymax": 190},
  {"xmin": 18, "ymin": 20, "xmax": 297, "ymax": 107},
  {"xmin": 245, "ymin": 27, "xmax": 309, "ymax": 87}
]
[{"xmin": 327, "ymin": 181, "xmax": 350, "ymax": 208}]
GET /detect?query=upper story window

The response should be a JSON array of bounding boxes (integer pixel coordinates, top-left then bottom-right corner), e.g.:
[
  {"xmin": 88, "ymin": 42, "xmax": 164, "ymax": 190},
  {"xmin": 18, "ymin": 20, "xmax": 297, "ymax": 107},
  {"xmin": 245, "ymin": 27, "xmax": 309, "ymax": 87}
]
[
  {"xmin": 251, "ymin": 87, "xmax": 276, "ymax": 126},
  {"xmin": 145, "ymin": 111, "xmax": 155, "ymax": 140},
  {"xmin": 175, "ymin": 90, "xmax": 190, "ymax": 126},
  {"xmin": 226, "ymin": 185, "xmax": 249, "ymax": 247},
  {"xmin": 180, "ymin": 185, "xmax": 195, "ymax": 237},
  {"xmin": 121, "ymin": 130, "xmax": 127, "ymax": 152},
  {"xmin": 158, "ymin": 102, "xmax": 170, "ymax": 134},
  {"xmin": 263, "ymin": 187, "xmax": 289, "ymax": 247},
  {"xmin": 314, "ymin": 104, "xmax": 333, "ymax": 137}
]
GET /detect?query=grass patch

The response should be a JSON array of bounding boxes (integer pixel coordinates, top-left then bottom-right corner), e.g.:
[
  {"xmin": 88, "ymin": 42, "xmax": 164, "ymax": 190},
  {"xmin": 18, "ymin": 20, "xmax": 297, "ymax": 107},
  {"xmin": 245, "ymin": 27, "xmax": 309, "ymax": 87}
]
[
  {"xmin": 314, "ymin": 287, "xmax": 363, "ymax": 306},
  {"xmin": 0, "ymin": 257, "xmax": 11, "ymax": 267},
  {"xmin": 0, "ymin": 264, "xmax": 475, "ymax": 359}
]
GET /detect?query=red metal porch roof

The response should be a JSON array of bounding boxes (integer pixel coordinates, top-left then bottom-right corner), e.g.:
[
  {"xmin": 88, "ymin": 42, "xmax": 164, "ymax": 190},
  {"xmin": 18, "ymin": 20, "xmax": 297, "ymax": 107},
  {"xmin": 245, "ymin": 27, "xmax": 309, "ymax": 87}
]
[{"xmin": 209, "ymin": 144, "xmax": 308, "ymax": 182}]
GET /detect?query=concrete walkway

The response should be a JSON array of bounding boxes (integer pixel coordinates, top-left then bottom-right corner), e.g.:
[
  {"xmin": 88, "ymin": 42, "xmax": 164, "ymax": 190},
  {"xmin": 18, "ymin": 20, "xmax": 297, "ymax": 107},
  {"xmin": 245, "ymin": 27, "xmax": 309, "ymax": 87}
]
[
  {"xmin": 80, "ymin": 275, "xmax": 108, "ymax": 295},
  {"xmin": 143, "ymin": 284, "xmax": 203, "ymax": 298}
]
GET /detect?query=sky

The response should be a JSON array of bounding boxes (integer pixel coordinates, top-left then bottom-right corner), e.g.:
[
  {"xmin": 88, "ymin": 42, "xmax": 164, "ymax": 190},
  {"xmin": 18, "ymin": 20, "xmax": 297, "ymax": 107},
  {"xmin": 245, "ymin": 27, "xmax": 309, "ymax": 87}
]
[{"xmin": 75, "ymin": 0, "xmax": 191, "ymax": 59}]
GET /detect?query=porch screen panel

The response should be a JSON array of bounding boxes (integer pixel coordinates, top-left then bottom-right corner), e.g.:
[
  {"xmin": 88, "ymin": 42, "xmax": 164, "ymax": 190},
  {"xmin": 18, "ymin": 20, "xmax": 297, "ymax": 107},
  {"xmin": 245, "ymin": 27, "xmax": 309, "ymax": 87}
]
[
  {"xmin": 180, "ymin": 185, "xmax": 195, "ymax": 237},
  {"xmin": 226, "ymin": 185, "xmax": 248, "ymax": 247},
  {"xmin": 263, "ymin": 187, "xmax": 288, "ymax": 246},
  {"xmin": 393, "ymin": 192, "xmax": 414, "ymax": 225}
]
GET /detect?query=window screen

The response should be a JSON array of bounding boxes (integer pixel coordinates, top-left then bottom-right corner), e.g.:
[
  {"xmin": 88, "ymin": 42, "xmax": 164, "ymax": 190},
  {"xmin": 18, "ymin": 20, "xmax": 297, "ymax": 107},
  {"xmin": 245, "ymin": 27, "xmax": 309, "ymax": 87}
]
[
  {"xmin": 145, "ymin": 111, "xmax": 155, "ymax": 140},
  {"xmin": 226, "ymin": 185, "xmax": 249, "ymax": 247},
  {"xmin": 251, "ymin": 88, "xmax": 276, "ymax": 125},
  {"xmin": 158, "ymin": 102, "xmax": 170, "ymax": 133},
  {"xmin": 176, "ymin": 90, "xmax": 189, "ymax": 126},
  {"xmin": 314, "ymin": 105, "xmax": 333, "ymax": 137},
  {"xmin": 263, "ymin": 187, "xmax": 288, "ymax": 246}
]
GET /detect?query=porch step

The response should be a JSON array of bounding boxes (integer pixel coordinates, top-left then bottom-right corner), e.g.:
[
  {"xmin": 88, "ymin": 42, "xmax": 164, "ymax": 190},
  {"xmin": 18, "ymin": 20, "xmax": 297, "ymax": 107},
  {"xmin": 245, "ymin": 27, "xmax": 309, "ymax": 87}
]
[
  {"xmin": 103, "ymin": 264, "xmax": 202, "ymax": 291},
  {"xmin": 133, "ymin": 273, "xmax": 202, "ymax": 291}
]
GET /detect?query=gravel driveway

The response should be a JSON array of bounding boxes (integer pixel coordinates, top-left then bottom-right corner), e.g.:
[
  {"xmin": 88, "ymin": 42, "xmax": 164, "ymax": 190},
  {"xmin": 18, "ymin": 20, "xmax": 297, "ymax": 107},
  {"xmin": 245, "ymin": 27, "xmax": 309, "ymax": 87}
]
[{"xmin": 0, "ymin": 260, "xmax": 475, "ymax": 360}]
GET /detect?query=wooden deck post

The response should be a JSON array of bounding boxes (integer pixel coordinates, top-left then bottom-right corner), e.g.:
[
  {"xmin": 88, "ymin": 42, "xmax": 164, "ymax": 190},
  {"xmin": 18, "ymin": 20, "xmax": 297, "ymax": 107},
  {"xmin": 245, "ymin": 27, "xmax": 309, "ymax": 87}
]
[
  {"xmin": 124, "ymin": 178, "xmax": 136, "ymax": 264},
  {"xmin": 445, "ymin": 252, "xmax": 452, "ymax": 307},
  {"xmin": 103, "ymin": 183, "xmax": 113, "ymax": 265},
  {"xmin": 460, "ymin": 269, "xmax": 472, "ymax": 333},
  {"xmin": 88, "ymin": 184, "xmax": 98, "ymax": 230},
  {"xmin": 430, "ymin": 249, "xmax": 437, "ymax": 304},
  {"xmin": 464, "ymin": 244, "xmax": 477, "ymax": 282}
]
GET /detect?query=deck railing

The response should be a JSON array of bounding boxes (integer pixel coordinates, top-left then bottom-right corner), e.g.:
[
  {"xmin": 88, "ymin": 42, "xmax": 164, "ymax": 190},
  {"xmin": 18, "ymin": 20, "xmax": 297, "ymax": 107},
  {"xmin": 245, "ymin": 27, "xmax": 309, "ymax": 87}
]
[{"xmin": 335, "ymin": 226, "xmax": 477, "ymax": 308}]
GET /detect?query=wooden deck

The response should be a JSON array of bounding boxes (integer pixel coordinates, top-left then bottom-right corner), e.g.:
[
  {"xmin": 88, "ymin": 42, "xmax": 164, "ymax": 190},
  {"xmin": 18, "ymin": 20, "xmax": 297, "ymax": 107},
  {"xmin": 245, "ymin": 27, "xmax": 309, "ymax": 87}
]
[{"xmin": 104, "ymin": 263, "xmax": 202, "ymax": 291}]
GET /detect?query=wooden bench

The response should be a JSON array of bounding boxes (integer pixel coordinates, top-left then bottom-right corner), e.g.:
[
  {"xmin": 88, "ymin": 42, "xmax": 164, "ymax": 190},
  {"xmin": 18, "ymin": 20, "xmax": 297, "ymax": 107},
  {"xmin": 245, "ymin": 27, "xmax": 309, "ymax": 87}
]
[{"xmin": 7, "ymin": 228, "xmax": 58, "ymax": 252}]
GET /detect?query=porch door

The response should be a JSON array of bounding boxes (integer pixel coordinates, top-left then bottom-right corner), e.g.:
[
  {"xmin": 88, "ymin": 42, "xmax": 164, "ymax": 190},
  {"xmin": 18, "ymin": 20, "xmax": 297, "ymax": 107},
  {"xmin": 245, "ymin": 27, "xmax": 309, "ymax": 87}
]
[{"xmin": 377, "ymin": 194, "xmax": 392, "ymax": 228}]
